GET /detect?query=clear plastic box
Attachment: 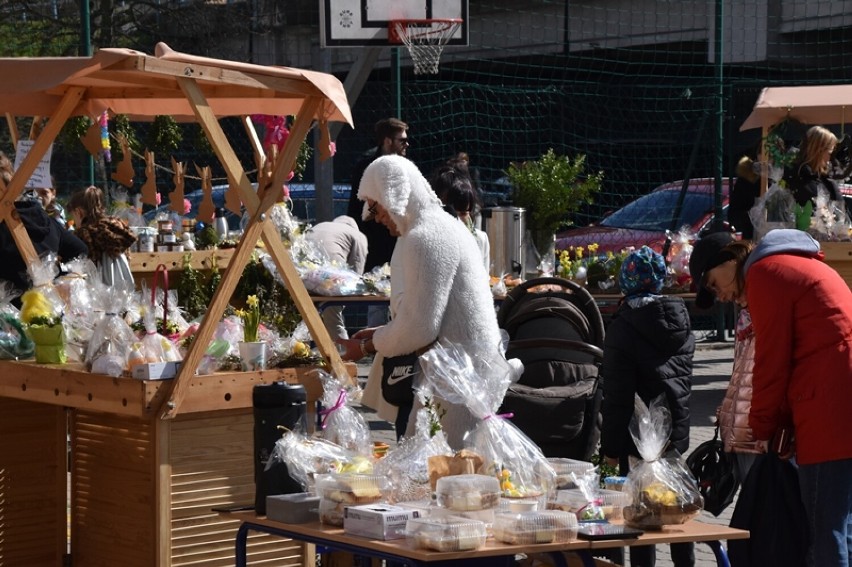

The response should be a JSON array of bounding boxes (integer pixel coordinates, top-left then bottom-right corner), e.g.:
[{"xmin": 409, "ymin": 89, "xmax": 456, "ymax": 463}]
[
  {"xmin": 492, "ymin": 510, "xmax": 579, "ymax": 544},
  {"xmin": 547, "ymin": 488, "xmax": 631, "ymax": 521},
  {"xmin": 604, "ymin": 476, "xmax": 628, "ymax": 492},
  {"xmin": 405, "ymin": 517, "xmax": 488, "ymax": 552},
  {"xmin": 498, "ymin": 497, "xmax": 540, "ymax": 513},
  {"xmin": 318, "ymin": 497, "xmax": 346, "ymax": 526},
  {"xmin": 435, "ymin": 474, "xmax": 501, "ymax": 511},
  {"xmin": 547, "ymin": 458, "xmax": 595, "ymax": 489},
  {"xmin": 315, "ymin": 473, "xmax": 389, "ymax": 505}
]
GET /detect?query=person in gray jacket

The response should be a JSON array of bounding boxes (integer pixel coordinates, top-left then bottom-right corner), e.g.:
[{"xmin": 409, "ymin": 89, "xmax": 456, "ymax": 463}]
[{"xmin": 304, "ymin": 215, "xmax": 367, "ymax": 340}]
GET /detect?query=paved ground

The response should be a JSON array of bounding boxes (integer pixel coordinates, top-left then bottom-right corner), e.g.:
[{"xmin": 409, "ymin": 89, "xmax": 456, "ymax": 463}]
[{"xmin": 351, "ymin": 332, "xmax": 738, "ymax": 567}]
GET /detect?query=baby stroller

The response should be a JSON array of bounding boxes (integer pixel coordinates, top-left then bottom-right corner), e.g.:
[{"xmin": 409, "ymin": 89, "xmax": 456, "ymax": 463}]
[{"xmin": 497, "ymin": 277, "xmax": 604, "ymax": 460}]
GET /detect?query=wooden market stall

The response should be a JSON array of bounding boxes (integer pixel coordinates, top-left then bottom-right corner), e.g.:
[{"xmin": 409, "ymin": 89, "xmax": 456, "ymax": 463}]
[
  {"xmin": 0, "ymin": 44, "xmax": 354, "ymax": 566},
  {"xmin": 740, "ymin": 84, "xmax": 852, "ymax": 288}
]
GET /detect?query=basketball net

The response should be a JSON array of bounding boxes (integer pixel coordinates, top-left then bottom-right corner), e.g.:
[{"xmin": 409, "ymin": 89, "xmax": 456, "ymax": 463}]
[{"xmin": 390, "ymin": 19, "xmax": 462, "ymax": 75}]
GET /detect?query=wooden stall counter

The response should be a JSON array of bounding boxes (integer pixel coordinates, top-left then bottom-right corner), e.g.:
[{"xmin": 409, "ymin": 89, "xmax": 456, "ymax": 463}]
[
  {"xmin": 0, "ymin": 359, "xmax": 331, "ymax": 417},
  {"xmin": 0, "ymin": 359, "xmax": 352, "ymax": 567}
]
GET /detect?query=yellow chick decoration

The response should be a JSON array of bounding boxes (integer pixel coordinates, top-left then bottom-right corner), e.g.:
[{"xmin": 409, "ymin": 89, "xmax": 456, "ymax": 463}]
[
  {"xmin": 20, "ymin": 289, "xmax": 56, "ymax": 324},
  {"xmin": 292, "ymin": 341, "xmax": 310, "ymax": 358}
]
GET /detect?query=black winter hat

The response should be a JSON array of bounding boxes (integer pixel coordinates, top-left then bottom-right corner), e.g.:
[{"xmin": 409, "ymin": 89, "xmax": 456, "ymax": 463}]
[{"xmin": 689, "ymin": 231, "xmax": 735, "ymax": 309}]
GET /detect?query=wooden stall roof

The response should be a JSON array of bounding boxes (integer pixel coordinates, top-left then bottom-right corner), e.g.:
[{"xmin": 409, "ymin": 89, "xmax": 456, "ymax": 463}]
[
  {"xmin": 0, "ymin": 42, "xmax": 352, "ymax": 127},
  {"xmin": 741, "ymin": 84, "xmax": 852, "ymax": 131}
]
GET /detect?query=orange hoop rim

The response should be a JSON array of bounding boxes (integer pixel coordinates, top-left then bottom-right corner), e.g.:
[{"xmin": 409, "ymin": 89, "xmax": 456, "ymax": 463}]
[{"xmin": 388, "ymin": 18, "xmax": 463, "ymax": 45}]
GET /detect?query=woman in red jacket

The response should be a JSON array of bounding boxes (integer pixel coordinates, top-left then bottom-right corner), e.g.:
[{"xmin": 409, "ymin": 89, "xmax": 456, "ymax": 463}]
[{"xmin": 692, "ymin": 228, "xmax": 852, "ymax": 567}]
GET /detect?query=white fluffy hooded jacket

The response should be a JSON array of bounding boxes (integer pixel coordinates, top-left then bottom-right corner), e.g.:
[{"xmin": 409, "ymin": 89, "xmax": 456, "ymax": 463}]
[
  {"xmin": 357, "ymin": 155, "xmax": 502, "ymax": 447},
  {"xmin": 357, "ymin": 154, "xmax": 501, "ymax": 357}
]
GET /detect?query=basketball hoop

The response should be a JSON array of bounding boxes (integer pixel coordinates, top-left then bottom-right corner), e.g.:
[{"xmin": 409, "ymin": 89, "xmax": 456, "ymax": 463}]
[{"xmin": 389, "ymin": 19, "xmax": 463, "ymax": 75}]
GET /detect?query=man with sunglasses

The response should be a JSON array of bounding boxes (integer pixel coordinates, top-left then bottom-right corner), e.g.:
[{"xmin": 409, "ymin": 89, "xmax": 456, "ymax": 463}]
[{"xmin": 347, "ymin": 117, "xmax": 410, "ymax": 327}]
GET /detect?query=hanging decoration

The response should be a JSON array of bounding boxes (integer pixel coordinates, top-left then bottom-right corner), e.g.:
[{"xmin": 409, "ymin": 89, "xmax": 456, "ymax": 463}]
[
  {"xmin": 99, "ymin": 111, "xmax": 111, "ymax": 162},
  {"xmin": 111, "ymin": 133, "xmax": 134, "ymax": 187},
  {"xmin": 81, "ymin": 121, "xmax": 102, "ymax": 158},
  {"xmin": 169, "ymin": 157, "xmax": 186, "ymax": 215},
  {"xmin": 141, "ymin": 150, "xmax": 158, "ymax": 206},
  {"xmin": 250, "ymin": 114, "xmax": 290, "ymax": 154},
  {"xmin": 195, "ymin": 163, "xmax": 215, "ymax": 223}
]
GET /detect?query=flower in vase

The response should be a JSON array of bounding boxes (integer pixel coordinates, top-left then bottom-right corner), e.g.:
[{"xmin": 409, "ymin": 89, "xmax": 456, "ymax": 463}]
[{"xmin": 238, "ymin": 295, "xmax": 261, "ymax": 343}]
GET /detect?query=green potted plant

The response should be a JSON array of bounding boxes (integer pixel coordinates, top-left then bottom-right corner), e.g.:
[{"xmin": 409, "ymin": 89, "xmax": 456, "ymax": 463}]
[{"xmin": 506, "ymin": 149, "xmax": 604, "ymax": 264}]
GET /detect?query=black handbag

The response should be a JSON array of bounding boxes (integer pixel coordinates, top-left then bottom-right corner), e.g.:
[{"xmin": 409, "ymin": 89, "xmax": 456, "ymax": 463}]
[
  {"xmin": 685, "ymin": 426, "xmax": 739, "ymax": 516},
  {"xmin": 380, "ymin": 352, "xmax": 419, "ymax": 406}
]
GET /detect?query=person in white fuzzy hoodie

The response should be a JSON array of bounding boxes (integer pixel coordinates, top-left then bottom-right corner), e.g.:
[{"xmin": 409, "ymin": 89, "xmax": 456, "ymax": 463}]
[{"xmin": 338, "ymin": 154, "xmax": 503, "ymax": 448}]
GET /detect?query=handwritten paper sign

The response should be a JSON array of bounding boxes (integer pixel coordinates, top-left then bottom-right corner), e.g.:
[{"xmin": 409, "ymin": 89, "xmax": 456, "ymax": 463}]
[{"xmin": 13, "ymin": 140, "xmax": 54, "ymax": 188}]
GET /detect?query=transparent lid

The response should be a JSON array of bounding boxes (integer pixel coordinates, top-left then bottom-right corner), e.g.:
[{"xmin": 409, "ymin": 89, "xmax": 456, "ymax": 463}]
[
  {"xmin": 406, "ymin": 517, "xmax": 488, "ymax": 551},
  {"xmin": 548, "ymin": 488, "xmax": 632, "ymax": 521},
  {"xmin": 549, "ymin": 458, "xmax": 595, "ymax": 489},
  {"xmin": 315, "ymin": 473, "xmax": 389, "ymax": 502},
  {"xmin": 435, "ymin": 474, "xmax": 501, "ymax": 511},
  {"xmin": 547, "ymin": 458, "xmax": 595, "ymax": 474},
  {"xmin": 493, "ymin": 510, "xmax": 579, "ymax": 544}
]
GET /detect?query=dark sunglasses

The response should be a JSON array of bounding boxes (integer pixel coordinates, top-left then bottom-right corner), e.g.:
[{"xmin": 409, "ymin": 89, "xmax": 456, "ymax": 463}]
[{"xmin": 367, "ymin": 202, "xmax": 379, "ymax": 217}]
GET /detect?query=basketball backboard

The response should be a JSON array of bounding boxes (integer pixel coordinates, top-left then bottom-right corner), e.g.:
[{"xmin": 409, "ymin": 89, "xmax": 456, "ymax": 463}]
[{"xmin": 320, "ymin": 0, "xmax": 469, "ymax": 47}]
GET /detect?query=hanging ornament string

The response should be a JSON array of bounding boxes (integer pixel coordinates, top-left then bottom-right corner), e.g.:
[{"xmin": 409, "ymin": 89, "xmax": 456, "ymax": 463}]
[{"xmin": 99, "ymin": 111, "xmax": 111, "ymax": 163}]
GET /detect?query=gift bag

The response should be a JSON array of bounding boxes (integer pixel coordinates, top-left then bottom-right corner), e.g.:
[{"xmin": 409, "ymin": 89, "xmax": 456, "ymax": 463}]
[
  {"xmin": 421, "ymin": 341, "xmax": 554, "ymax": 500},
  {"xmin": 622, "ymin": 394, "xmax": 703, "ymax": 529},
  {"xmin": 0, "ymin": 282, "xmax": 34, "ymax": 360},
  {"xmin": 21, "ymin": 254, "xmax": 66, "ymax": 364},
  {"xmin": 316, "ymin": 370, "xmax": 372, "ymax": 456},
  {"xmin": 376, "ymin": 387, "xmax": 453, "ymax": 502},
  {"xmin": 100, "ymin": 252, "xmax": 134, "ymax": 288}
]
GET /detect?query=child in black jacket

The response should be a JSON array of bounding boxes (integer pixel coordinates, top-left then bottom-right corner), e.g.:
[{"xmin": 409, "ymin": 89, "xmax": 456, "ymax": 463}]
[{"xmin": 600, "ymin": 245, "xmax": 695, "ymax": 567}]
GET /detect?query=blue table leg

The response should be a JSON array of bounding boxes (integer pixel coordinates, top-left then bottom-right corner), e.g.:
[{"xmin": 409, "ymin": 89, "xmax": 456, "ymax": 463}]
[
  {"xmin": 235, "ymin": 523, "xmax": 250, "ymax": 567},
  {"xmin": 705, "ymin": 540, "xmax": 730, "ymax": 567}
]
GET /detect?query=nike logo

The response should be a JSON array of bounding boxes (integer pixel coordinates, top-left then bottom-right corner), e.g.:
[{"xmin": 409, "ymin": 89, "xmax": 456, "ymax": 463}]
[{"xmin": 385, "ymin": 366, "xmax": 416, "ymax": 386}]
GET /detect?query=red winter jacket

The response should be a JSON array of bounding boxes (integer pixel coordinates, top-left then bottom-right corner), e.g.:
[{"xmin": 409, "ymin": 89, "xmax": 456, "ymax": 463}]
[{"xmin": 746, "ymin": 252, "xmax": 852, "ymax": 465}]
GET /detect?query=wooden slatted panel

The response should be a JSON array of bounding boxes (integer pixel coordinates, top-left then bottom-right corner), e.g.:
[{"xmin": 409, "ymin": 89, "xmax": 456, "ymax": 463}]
[
  {"xmin": 71, "ymin": 411, "xmax": 156, "ymax": 567},
  {"xmin": 0, "ymin": 398, "xmax": 66, "ymax": 567},
  {"xmin": 169, "ymin": 411, "xmax": 304, "ymax": 567},
  {"xmin": 823, "ymin": 242, "xmax": 852, "ymax": 290}
]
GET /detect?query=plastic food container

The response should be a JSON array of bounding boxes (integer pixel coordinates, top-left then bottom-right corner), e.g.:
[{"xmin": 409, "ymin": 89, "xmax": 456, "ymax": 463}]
[
  {"xmin": 318, "ymin": 497, "xmax": 346, "ymax": 526},
  {"xmin": 435, "ymin": 474, "xmax": 501, "ymax": 511},
  {"xmin": 548, "ymin": 458, "xmax": 595, "ymax": 489},
  {"xmin": 315, "ymin": 473, "xmax": 389, "ymax": 505},
  {"xmin": 430, "ymin": 506, "xmax": 496, "ymax": 536},
  {"xmin": 604, "ymin": 476, "xmax": 628, "ymax": 492},
  {"xmin": 547, "ymin": 488, "xmax": 631, "ymax": 521},
  {"xmin": 498, "ymin": 498, "xmax": 540, "ymax": 513},
  {"xmin": 406, "ymin": 517, "xmax": 488, "ymax": 552},
  {"xmin": 493, "ymin": 510, "xmax": 579, "ymax": 544}
]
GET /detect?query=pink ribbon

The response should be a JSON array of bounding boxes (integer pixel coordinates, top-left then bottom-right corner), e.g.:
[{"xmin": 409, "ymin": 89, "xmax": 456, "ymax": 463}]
[
  {"xmin": 319, "ymin": 390, "xmax": 347, "ymax": 429},
  {"xmin": 484, "ymin": 412, "xmax": 514, "ymax": 421}
]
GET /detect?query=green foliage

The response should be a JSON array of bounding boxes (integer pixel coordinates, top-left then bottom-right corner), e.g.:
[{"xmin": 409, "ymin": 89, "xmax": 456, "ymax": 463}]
[
  {"xmin": 506, "ymin": 149, "xmax": 604, "ymax": 253},
  {"xmin": 195, "ymin": 225, "xmax": 220, "ymax": 250},
  {"xmin": 236, "ymin": 254, "xmax": 301, "ymax": 337},
  {"xmin": 147, "ymin": 115, "xmax": 183, "ymax": 156},
  {"xmin": 57, "ymin": 116, "xmax": 93, "ymax": 154},
  {"xmin": 0, "ymin": 20, "xmax": 77, "ymax": 57},
  {"xmin": 177, "ymin": 253, "xmax": 209, "ymax": 320},
  {"xmin": 112, "ymin": 114, "xmax": 142, "ymax": 158},
  {"xmin": 192, "ymin": 124, "xmax": 215, "ymax": 160},
  {"xmin": 293, "ymin": 137, "xmax": 312, "ymax": 180}
]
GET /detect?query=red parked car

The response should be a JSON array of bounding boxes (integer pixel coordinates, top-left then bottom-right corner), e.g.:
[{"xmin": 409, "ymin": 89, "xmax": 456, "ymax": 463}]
[{"xmin": 555, "ymin": 178, "xmax": 732, "ymax": 257}]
